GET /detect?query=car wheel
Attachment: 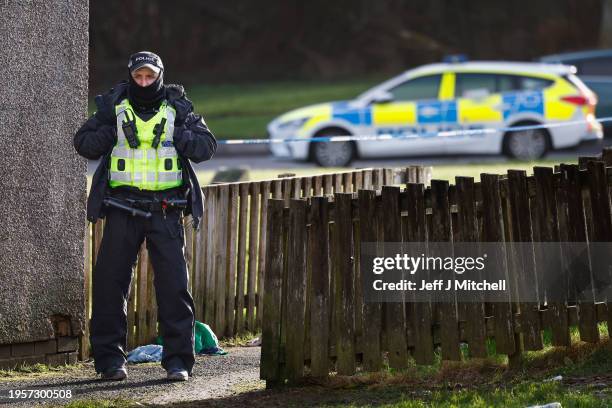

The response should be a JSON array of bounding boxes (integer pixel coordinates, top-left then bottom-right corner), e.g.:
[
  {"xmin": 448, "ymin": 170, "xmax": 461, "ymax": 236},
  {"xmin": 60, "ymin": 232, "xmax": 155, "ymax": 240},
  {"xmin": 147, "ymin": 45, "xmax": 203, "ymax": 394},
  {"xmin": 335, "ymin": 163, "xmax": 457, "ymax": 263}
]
[
  {"xmin": 504, "ymin": 128, "xmax": 549, "ymax": 160},
  {"xmin": 311, "ymin": 132, "xmax": 356, "ymax": 167}
]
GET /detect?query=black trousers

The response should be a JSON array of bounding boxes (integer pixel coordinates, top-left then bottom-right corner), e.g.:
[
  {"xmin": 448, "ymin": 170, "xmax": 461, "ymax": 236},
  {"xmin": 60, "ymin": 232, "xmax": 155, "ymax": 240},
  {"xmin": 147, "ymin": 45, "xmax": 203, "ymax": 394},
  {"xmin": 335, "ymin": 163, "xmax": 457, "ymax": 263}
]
[{"xmin": 90, "ymin": 190, "xmax": 195, "ymax": 374}]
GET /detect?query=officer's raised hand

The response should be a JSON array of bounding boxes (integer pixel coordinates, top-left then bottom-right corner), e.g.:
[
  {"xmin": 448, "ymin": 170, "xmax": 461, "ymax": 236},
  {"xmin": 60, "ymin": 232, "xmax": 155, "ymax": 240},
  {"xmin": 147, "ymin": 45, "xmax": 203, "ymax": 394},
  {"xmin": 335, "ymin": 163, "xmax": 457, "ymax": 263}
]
[{"xmin": 172, "ymin": 117, "xmax": 216, "ymax": 163}]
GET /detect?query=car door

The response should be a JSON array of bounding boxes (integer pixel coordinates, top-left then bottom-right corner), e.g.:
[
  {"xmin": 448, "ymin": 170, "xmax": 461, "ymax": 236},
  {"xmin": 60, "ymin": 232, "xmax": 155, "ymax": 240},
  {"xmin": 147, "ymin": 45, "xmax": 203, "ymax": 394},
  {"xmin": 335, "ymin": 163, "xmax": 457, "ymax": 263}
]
[
  {"xmin": 365, "ymin": 74, "xmax": 449, "ymax": 156},
  {"xmin": 453, "ymin": 72, "xmax": 505, "ymax": 153}
]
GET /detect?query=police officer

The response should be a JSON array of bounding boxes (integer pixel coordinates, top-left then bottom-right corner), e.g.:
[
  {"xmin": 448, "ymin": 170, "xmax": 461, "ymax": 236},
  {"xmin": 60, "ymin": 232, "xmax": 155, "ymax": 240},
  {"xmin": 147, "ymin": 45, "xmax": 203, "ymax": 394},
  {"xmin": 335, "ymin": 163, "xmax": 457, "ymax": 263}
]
[{"xmin": 74, "ymin": 51, "xmax": 216, "ymax": 382}]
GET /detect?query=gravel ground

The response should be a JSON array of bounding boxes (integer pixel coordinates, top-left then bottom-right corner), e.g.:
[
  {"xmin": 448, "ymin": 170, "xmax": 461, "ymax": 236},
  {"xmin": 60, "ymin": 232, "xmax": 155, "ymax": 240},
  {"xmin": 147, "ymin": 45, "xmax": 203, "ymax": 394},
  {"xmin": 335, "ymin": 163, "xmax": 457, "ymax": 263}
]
[{"xmin": 0, "ymin": 347, "xmax": 262, "ymax": 407}]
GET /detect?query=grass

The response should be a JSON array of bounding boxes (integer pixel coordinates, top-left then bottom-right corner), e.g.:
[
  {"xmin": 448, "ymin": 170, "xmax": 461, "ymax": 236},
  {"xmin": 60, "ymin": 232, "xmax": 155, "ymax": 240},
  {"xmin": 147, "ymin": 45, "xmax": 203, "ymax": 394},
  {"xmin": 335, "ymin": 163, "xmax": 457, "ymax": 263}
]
[
  {"xmin": 0, "ymin": 362, "xmax": 83, "ymax": 382},
  {"xmin": 61, "ymin": 398, "xmax": 137, "ymax": 408},
  {"xmin": 264, "ymin": 339, "xmax": 610, "ymax": 407},
  {"xmin": 0, "ymin": 362, "xmax": 52, "ymax": 376},
  {"xmin": 214, "ymin": 322, "xmax": 607, "ymax": 407},
  {"xmin": 188, "ymin": 78, "xmax": 384, "ymax": 140},
  {"xmin": 336, "ymin": 382, "xmax": 609, "ymax": 407},
  {"xmin": 319, "ymin": 325, "xmax": 610, "ymax": 407},
  {"xmin": 132, "ymin": 338, "xmax": 609, "ymax": 407},
  {"xmin": 220, "ymin": 331, "xmax": 261, "ymax": 348}
]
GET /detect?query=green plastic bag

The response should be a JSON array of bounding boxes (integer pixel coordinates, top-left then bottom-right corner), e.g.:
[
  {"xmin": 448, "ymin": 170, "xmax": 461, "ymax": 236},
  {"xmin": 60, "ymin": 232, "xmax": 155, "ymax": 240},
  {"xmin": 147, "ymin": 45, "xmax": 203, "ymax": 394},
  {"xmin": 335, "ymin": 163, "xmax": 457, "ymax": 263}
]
[{"xmin": 156, "ymin": 320, "xmax": 227, "ymax": 355}]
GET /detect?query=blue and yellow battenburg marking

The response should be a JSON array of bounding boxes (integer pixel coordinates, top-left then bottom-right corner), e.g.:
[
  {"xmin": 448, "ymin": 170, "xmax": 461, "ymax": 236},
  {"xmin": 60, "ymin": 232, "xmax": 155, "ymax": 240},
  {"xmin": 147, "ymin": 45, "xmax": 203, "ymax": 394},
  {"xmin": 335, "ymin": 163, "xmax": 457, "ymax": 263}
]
[
  {"xmin": 502, "ymin": 91, "xmax": 544, "ymax": 120},
  {"xmin": 328, "ymin": 90, "xmax": 547, "ymax": 139},
  {"xmin": 331, "ymin": 101, "xmax": 372, "ymax": 125}
]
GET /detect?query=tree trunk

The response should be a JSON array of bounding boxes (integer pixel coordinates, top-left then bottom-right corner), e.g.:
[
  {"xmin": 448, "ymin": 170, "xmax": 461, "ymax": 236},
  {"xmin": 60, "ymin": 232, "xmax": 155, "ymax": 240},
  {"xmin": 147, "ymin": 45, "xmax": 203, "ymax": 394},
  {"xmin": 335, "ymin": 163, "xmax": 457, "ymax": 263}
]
[{"xmin": 600, "ymin": 0, "xmax": 612, "ymax": 47}]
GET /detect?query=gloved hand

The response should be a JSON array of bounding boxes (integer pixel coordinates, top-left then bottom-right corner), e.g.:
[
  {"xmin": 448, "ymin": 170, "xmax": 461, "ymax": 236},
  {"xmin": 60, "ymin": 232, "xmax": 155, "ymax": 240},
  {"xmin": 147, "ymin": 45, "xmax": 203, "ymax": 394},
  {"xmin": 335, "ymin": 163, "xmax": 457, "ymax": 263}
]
[
  {"xmin": 173, "ymin": 125, "xmax": 191, "ymax": 149},
  {"xmin": 173, "ymin": 124, "xmax": 201, "ymax": 158},
  {"xmin": 173, "ymin": 124, "xmax": 185, "ymax": 138},
  {"xmin": 98, "ymin": 125, "xmax": 117, "ymax": 148}
]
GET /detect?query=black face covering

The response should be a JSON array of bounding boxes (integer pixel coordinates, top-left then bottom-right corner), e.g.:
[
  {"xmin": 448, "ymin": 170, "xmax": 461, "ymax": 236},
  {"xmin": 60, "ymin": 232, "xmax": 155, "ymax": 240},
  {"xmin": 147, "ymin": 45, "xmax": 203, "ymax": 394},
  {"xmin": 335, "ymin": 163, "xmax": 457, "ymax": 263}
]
[{"xmin": 127, "ymin": 71, "xmax": 165, "ymax": 111}]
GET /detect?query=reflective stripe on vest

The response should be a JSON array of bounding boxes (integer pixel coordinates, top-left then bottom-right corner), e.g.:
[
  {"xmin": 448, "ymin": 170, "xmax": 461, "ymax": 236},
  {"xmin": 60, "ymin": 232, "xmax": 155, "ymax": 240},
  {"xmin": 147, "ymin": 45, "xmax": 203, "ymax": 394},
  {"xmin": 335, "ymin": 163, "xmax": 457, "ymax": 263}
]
[{"xmin": 109, "ymin": 99, "xmax": 182, "ymax": 190}]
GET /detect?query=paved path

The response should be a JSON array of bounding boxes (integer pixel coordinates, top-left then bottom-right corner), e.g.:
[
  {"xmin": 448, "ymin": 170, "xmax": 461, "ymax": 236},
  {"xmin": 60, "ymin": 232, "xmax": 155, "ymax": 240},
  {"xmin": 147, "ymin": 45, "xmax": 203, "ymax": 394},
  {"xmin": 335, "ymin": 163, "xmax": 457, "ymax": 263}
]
[{"xmin": 0, "ymin": 347, "xmax": 262, "ymax": 407}]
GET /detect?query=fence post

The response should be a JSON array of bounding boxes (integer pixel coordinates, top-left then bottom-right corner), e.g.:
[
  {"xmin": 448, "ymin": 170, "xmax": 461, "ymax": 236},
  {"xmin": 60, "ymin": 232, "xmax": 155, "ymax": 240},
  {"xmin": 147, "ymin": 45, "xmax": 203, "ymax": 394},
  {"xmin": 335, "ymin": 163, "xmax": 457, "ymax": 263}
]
[
  {"xmin": 309, "ymin": 196, "xmax": 331, "ymax": 377},
  {"xmin": 225, "ymin": 184, "xmax": 239, "ymax": 337},
  {"xmin": 204, "ymin": 186, "xmax": 218, "ymax": 329},
  {"xmin": 334, "ymin": 192, "xmax": 356, "ymax": 375},
  {"xmin": 560, "ymin": 164, "xmax": 600, "ymax": 343},
  {"xmin": 373, "ymin": 169, "xmax": 384, "ymax": 190},
  {"xmin": 455, "ymin": 176, "xmax": 487, "ymax": 358},
  {"xmin": 284, "ymin": 199, "xmax": 308, "ymax": 382},
  {"xmin": 342, "ymin": 172, "xmax": 353, "ymax": 193},
  {"xmin": 215, "ymin": 185, "xmax": 230, "ymax": 335},
  {"xmin": 247, "ymin": 183, "xmax": 261, "ymax": 332},
  {"xmin": 235, "ymin": 183, "xmax": 249, "ymax": 334},
  {"xmin": 405, "ymin": 183, "xmax": 435, "ymax": 365},
  {"xmin": 126, "ymin": 246, "xmax": 140, "ymax": 350},
  {"xmin": 358, "ymin": 189, "xmax": 382, "ymax": 371},
  {"xmin": 354, "ymin": 169, "xmax": 363, "ymax": 191},
  {"xmin": 313, "ymin": 175, "xmax": 323, "ymax": 196},
  {"xmin": 533, "ymin": 167, "xmax": 569, "ymax": 347},
  {"xmin": 333, "ymin": 173, "xmax": 343, "ymax": 193},
  {"xmin": 585, "ymin": 161, "xmax": 612, "ymax": 341},
  {"xmin": 136, "ymin": 243, "xmax": 149, "ymax": 345},
  {"xmin": 480, "ymin": 174, "xmax": 516, "ymax": 359},
  {"xmin": 381, "ymin": 186, "xmax": 409, "ymax": 368},
  {"xmin": 282, "ymin": 176, "xmax": 292, "ymax": 205},
  {"xmin": 363, "ymin": 169, "xmax": 373, "ymax": 189},
  {"xmin": 257, "ymin": 181, "xmax": 272, "ymax": 331},
  {"xmin": 260, "ymin": 199, "xmax": 286, "ymax": 387},
  {"xmin": 430, "ymin": 180, "xmax": 461, "ymax": 361},
  {"xmin": 601, "ymin": 147, "xmax": 612, "ymax": 165},
  {"xmin": 507, "ymin": 170, "xmax": 543, "ymax": 352}
]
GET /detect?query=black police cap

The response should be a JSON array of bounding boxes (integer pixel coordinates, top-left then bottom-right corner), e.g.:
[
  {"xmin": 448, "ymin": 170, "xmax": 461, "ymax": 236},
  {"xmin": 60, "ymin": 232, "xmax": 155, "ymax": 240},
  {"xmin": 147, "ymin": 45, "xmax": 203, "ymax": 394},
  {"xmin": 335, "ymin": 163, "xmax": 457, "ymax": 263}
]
[{"xmin": 128, "ymin": 51, "xmax": 164, "ymax": 74}]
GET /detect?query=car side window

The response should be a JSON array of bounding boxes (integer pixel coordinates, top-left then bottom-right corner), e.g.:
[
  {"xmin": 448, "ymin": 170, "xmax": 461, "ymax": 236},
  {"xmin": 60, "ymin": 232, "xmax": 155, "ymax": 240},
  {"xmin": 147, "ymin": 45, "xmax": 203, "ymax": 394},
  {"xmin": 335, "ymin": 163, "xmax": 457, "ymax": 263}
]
[
  {"xmin": 456, "ymin": 73, "xmax": 553, "ymax": 95},
  {"xmin": 389, "ymin": 74, "xmax": 441, "ymax": 101},
  {"xmin": 455, "ymin": 73, "xmax": 497, "ymax": 97},
  {"xmin": 519, "ymin": 76, "xmax": 554, "ymax": 91},
  {"xmin": 496, "ymin": 75, "xmax": 516, "ymax": 92},
  {"xmin": 493, "ymin": 74, "xmax": 553, "ymax": 92}
]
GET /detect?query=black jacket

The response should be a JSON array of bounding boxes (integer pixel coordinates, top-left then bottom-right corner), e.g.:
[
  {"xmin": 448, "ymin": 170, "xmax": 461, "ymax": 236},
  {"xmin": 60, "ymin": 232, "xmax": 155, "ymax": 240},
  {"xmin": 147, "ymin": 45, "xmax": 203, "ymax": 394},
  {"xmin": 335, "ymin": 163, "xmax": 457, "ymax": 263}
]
[{"xmin": 74, "ymin": 81, "xmax": 217, "ymax": 229}]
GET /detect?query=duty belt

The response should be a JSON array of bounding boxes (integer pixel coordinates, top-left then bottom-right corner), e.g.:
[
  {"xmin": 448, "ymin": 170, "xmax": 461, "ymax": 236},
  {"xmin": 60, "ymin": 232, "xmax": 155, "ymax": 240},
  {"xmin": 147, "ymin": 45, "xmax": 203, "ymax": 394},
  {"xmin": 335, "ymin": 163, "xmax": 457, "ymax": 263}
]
[{"xmin": 104, "ymin": 197, "xmax": 188, "ymax": 218}]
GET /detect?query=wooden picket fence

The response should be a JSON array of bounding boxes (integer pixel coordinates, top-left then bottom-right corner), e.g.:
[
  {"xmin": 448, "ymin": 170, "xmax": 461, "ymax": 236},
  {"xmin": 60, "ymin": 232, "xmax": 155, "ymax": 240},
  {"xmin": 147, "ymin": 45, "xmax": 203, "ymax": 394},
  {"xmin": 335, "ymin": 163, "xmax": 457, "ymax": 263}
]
[
  {"xmin": 260, "ymin": 152, "xmax": 612, "ymax": 385},
  {"xmin": 80, "ymin": 166, "xmax": 432, "ymax": 358}
]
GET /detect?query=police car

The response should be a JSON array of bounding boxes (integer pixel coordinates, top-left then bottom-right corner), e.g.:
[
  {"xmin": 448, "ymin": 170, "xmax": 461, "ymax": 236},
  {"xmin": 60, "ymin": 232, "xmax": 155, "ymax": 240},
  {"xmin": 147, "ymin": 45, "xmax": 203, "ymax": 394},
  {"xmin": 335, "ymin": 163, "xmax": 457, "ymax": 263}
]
[{"xmin": 268, "ymin": 62, "xmax": 602, "ymax": 166}]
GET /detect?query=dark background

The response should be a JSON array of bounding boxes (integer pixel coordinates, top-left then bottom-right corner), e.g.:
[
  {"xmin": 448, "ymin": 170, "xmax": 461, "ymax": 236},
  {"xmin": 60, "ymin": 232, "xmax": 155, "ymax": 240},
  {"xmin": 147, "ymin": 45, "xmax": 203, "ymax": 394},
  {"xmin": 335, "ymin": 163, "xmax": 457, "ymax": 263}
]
[{"xmin": 89, "ymin": 0, "xmax": 604, "ymax": 93}]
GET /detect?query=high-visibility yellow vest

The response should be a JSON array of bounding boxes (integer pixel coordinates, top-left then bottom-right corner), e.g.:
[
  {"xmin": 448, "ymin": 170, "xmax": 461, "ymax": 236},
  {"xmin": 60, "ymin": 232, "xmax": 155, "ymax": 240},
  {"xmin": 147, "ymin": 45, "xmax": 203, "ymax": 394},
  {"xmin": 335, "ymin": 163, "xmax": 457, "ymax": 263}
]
[{"xmin": 109, "ymin": 99, "xmax": 183, "ymax": 190}]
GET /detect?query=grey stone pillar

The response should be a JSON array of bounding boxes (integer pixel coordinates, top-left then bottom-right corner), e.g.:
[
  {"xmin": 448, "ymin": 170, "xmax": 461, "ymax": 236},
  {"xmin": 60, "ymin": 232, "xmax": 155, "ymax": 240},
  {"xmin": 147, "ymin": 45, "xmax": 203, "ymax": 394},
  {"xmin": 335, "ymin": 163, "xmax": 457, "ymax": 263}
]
[{"xmin": 0, "ymin": 1, "xmax": 89, "ymax": 345}]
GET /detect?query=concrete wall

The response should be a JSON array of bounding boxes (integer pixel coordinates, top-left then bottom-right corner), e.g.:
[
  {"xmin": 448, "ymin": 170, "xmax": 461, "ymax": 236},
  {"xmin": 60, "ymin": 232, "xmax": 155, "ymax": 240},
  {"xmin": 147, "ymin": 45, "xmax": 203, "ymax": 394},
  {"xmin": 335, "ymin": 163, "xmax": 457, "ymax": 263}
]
[{"xmin": 0, "ymin": 1, "xmax": 89, "ymax": 347}]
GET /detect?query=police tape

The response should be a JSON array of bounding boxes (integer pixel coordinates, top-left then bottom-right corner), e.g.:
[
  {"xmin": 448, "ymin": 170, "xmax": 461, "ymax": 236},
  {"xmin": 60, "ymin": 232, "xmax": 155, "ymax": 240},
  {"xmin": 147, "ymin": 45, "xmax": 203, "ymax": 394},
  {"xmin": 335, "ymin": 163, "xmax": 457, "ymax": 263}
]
[{"xmin": 217, "ymin": 116, "xmax": 612, "ymax": 145}]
